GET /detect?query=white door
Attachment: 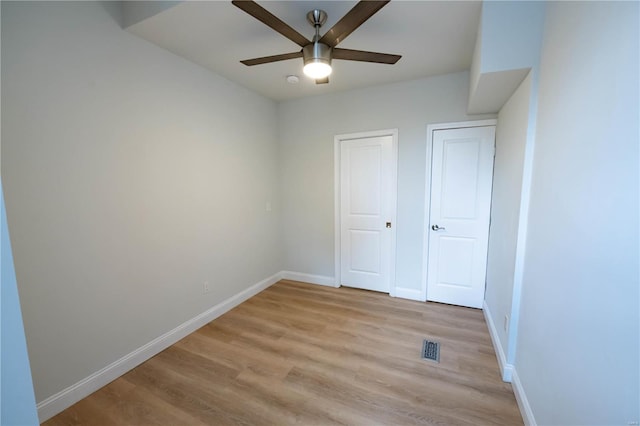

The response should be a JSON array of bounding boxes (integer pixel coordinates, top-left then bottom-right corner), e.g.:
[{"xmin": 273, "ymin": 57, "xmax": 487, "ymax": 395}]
[
  {"xmin": 339, "ymin": 133, "xmax": 396, "ymax": 293},
  {"xmin": 427, "ymin": 126, "xmax": 495, "ymax": 308}
]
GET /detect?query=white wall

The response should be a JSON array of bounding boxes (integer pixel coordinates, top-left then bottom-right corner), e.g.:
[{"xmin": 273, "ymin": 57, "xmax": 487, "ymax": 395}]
[
  {"xmin": 1, "ymin": 1, "xmax": 280, "ymax": 405},
  {"xmin": 278, "ymin": 72, "xmax": 494, "ymax": 292},
  {"xmin": 515, "ymin": 2, "xmax": 639, "ymax": 424},
  {"xmin": 467, "ymin": 1, "xmax": 544, "ymax": 114},
  {"xmin": 485, "ymin": 72, "xmax": 531, "ymax": 358},
  {"xmin": 479, "ymin": 2, "xmax": 545, "ymax": 73}
]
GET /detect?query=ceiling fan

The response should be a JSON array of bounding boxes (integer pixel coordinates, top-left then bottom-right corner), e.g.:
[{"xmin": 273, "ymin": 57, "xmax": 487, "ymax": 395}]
[{"xmin": 232, "ymin": 0, "xmax": 401, "ymax": 84}]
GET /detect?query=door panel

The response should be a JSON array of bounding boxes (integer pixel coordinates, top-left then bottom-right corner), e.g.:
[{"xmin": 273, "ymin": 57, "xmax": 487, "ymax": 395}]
[
  {"xmin": 437, "ymin": 236, "xmax": 474, "ymax": 288},
  {"xmin": 349, "ymin": 230, "xmax": 380, "ymax": 273},
  {"xmin": 427, "ymin": 126, "xmax": 495, "ymax": 308},
  {"xmin": 441, "ymin": 139, "xmax": 481, "ymax": 219},
  {"xmin": 349, "ymin": 146, "xmax": 381, "ymax": 215},
  {"xmin": 340, "ymin": 135, "xmax": 393, "ymax": 293}
]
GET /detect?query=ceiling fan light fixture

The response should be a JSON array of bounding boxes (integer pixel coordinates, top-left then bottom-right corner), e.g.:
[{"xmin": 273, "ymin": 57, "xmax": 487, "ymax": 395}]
[
  {"xmin": 303, "ymin": 61, "xmax": 332, "ymax": 79},
  {"xmin": 303, "ymin": 42, "xmax": 332, "ymax": 79}
]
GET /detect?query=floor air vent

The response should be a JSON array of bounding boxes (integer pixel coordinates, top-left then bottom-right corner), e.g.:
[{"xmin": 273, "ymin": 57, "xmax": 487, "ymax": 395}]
[{"xmin": 422, "ymin": 339, "xmax": 440, "ymax": 363}]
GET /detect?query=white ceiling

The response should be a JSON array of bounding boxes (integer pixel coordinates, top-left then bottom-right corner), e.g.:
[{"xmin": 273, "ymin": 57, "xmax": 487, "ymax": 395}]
[{"xmin": 126, "ymin": 1, "xmax": 482, "ymax": 102}]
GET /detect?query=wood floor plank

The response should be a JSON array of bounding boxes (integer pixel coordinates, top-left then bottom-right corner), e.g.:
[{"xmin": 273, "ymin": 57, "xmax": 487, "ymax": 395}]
[{"xmin": 43, "ymin": 280, "xmax": 523, "ymax": 425}]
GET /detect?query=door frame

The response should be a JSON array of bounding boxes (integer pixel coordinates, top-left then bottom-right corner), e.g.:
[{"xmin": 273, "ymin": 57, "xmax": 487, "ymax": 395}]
[
  {"xmin": 334, "ymin": 129, "xmax": 399, "ymax": 295},
  {"xmin": 420, "ymin": 119, "xmax": 497, "ymax": 301}
]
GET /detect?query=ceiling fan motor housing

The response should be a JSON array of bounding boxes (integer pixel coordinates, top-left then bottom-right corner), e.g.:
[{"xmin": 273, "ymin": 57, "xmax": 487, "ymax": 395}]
[{"xmin": 303, "ymin": 42, "xmax": 332, "ymax": 66}]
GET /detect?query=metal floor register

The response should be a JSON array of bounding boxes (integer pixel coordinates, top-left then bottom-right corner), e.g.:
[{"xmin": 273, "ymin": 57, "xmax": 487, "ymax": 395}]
[{"xmin": 422, "ymin": 339, "xmax": 440, "ymax": 363}]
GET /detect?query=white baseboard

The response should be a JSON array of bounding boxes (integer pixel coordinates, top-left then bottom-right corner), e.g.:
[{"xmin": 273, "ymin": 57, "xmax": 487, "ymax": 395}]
[
  {"xmin": 280, "ymin": 271, "xmax": 337, "ymax": 287},
  {"xmin": 482, "ymin": 300, "xmax": 513, "ymax": 382},
  {"xmin": 36, "ymin": 272, "xmax": 282, "ymax": 423},
  {"xmin": 393, "ymin": 286, "xmax": 425, "ymax": 301},
  {"xmin": 512, "ymin": 368, "xmax": 536, "ymax": 426},
  {"xmin": 483, "ymin": 301, "xmax": 536, "ymax": 425}
]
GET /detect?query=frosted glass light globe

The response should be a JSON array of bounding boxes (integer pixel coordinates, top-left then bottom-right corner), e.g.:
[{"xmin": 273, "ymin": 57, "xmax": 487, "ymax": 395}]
[{"xmin": 303, "ymin": 62, "xmax": 332, "ymax": 79}]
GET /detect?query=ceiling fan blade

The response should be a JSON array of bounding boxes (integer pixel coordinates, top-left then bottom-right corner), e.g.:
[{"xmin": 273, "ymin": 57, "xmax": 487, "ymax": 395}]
[
  {"xmin": 240, "ymin": 51, "xmax": 302, "ymax": 66},
  {"xmin": 315, "ymin": 77, "xmax": 329, "ymax": 84},
  {"xmin": 319, "ymin": 1, "xmax": 390, "ymax": 47},
  {"xmin": 333, "ymin": 48, "xmax": 401, "ymax": 64},
  {"xmin": 232, "ymin": 0, "xmax": 310, "ymax": 47}
]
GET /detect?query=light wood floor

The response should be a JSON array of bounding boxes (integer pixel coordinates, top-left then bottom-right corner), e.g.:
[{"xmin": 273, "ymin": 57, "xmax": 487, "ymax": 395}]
[{"xmin": 44, "ymin": 280, "xmax": 523, "ymax": 425}]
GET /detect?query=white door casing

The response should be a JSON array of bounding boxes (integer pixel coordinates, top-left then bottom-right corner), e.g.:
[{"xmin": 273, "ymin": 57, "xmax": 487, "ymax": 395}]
[
  {"xmin": 425, "ymin": 123, "xmax": 496, "ymax": 308},
  {"xmin": 335, "ymin": 130, "xmax": 398, "ymax": 294}
]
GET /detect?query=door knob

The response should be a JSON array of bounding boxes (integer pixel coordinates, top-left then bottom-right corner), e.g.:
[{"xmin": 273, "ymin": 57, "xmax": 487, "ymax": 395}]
[{"xmin": 431, "ymin": 224, "xmax": 445, "ymax": 231}]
